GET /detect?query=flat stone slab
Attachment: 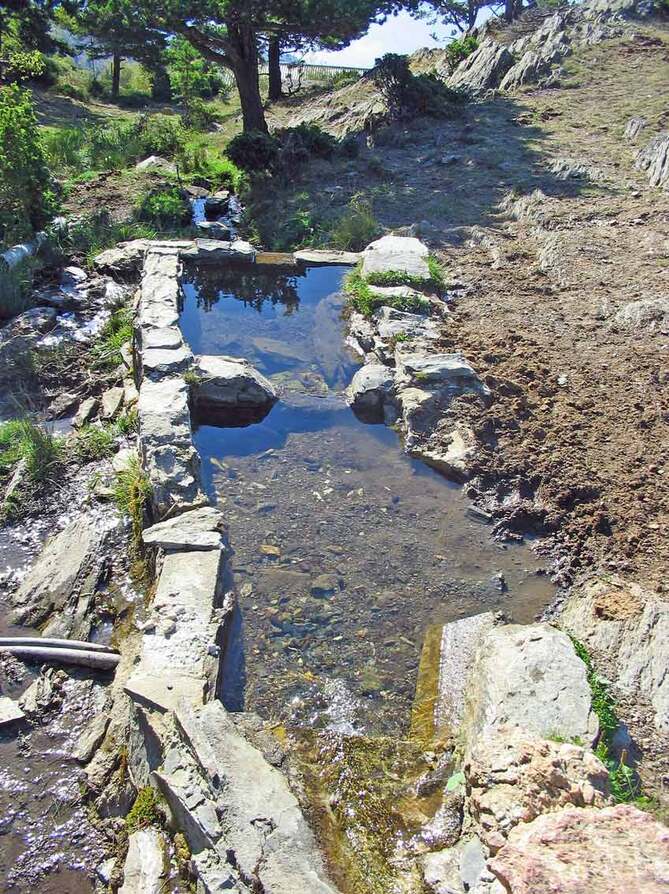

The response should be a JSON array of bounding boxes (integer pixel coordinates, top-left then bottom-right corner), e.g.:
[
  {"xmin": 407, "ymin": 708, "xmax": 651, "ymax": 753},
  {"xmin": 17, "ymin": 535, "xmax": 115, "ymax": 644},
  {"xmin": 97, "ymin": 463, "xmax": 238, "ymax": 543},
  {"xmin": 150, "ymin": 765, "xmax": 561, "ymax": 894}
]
[
  {"xmin": 194, "ymin": 239, "xmax": 256, "ymax": 263},
  {"xmin": 142, "ymin": 506, "xmax": 226, "ymax": 551},
  {"xmin": 361, "ymin": 235, "xmax": 430, "ymax": 281},
  {"xmin": 462, "ymin": 623, "xmax": 599, "ymax": 746},
  {"xmin": 119, "ymin": 828, "xmax": 168, "ymax": 894},
  {"xmin": 138, "ymin": 378, "xmax": 193, "ymax": 451},
  {"xmin": 294, "ymin": 249, "xmax": 359, "ymax": 265},
  {"xmin": 124, "ymin": 549, "xmax": 225, "ymax": 713},
  {"xmin": 395, "ymin": 352, "xmax": 487, "ymax": 391},
  {"xmin": 174, "ymin": 701, "xmax": 339, "ymax": 894}
]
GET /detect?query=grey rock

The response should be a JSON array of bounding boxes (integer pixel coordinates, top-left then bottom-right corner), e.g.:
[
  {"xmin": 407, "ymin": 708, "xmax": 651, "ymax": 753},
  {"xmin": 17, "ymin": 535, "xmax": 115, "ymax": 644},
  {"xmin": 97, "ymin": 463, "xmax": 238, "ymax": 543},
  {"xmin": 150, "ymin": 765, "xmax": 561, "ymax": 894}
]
[
  {"xmin": 624, "ymin": 116, "xmax": 646, "ymax": 141},
  {"xmin": 195, "ymin": 238, "xmax": 256, "ymax": 263},
  {"xmin": 191, "ymin": 355, "xmax": 278, "ymax": 417},
  {"xmin": 135, "ymin": 155, "xmax": 176, "ymax": 174},
  {"xmin": 75, "ymin": 713, "xmax": 110, "ymax": 764},
  {"xmin": 613, "ymin": 296, "xmax": 669, "ymax": 331},
  {"xmin": 635, "ymin": 132, "xmax": 669, "ymax": 189},
  {"xmin": 310, "ymin": 573, "xmax": 341, "ymax": 598},
  {"xmin": 346, "ymin": 364, "xmax": 396, "ymax": 423},
  {"xmin": 119, "ymin": 827, "xmax": 168, "ymax": 894},
  {"xmin": 138, "ymin": 249, "xmax": 181, "ymax": 331},
  {"xmin": 462, "ymin": 623, "xmax": 599, "ymax": 747},
  {"xmin": 142, "ymin": 506, "xmax": 226, "ymax": 551},
  {"xmin": 196, "ymin": 220, "xmax": 232, "ymax": 240},
  {"xmin": 18, "ymin": 672, "xmax": 58, "ymax": 716},
  {"xmin": 460, "ymin": 837, "xmax": 486, "ymax": 891},
  {"xmin": 0, "ymin": 696, "xmax": 25, "ymax": 727},
  {"xmin": 560, "ymin": 576, "xmax": 669, "ymax": 731},
  {"xmin": 94, "ymin": 240, "xmax": 150, "ymax": 279},
  {"xmin": 448, "ymin": 40, "xmax": 514, "ymax": 93},
  {"xmin": 11, "ymin": 517, "xmax": 107, "ymax": 629},
  {"xmin": 138, "ymin": 377, "xmax": 193, "ymax": 452},
  {"xmin": 204, "ymin": 190, "xmax": 230, "ymax": 215},
  {"xmin": 395, "ymin": 352, "xmax": 489, "ymax": 395},
  {"xmin": 10, "ymin": 306, "xmax": 58, "ymax": 336},
  {"xmin": 141, "ymin": 343, "xmax": 193, "ymax": 380},
  {"xmin": 144, "ymin": 443, "xmax": 206, "ymax": 516},
  {"xmin": 101, "ymin": 386, "xmax": 124, "ymax": 419},
  {"xmin": 361, "ymin": 235, "xmax": 431, "ymax": 281}
]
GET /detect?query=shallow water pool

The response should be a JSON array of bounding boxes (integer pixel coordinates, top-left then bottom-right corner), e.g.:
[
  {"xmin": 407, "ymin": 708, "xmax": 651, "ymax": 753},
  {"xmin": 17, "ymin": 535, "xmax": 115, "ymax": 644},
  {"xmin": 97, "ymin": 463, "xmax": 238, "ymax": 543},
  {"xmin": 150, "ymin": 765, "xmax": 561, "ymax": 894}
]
[{"xmin": 180, "ymin": 260, "xmax": 555, "ymax": 735}]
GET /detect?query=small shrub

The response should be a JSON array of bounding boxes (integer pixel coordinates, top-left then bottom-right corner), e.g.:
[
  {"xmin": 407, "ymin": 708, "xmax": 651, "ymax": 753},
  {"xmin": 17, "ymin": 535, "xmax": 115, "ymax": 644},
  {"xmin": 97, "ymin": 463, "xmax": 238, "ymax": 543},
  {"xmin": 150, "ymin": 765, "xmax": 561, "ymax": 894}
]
[
  {"xmin": 328, "ymin": 70, "xmax": 362, "ymax": 89},
  {"xmin": 226, "ymin": 130, "xmax": 280, "ymax": 173},
  {"xmin": 0, "ymin": 85, "xmax": 58, "ymax": 245},
  {"xmin": 135, "ymin": 114, "xmax": 187, "ymax": 158},
  {"xmin": 328, "ymin": 194, "xmax": 381, "ymax": 251},
  {"xmin": 372, "ymin": 53, "xmax": 464, "ymax": 121},
  {"xmin": 135, "ymin": 186, "xmax": 192, "ymax": 229},
  {"xmin": 278, "ymin": 123, "xmax": 337, "ymax": 160},
  {"xmin": 182, "ymin": 97, "xmax": 220, "ymax": 131},
  {"xmin": 178, "ymin": 146, "xmax": 246, "ymax": 192},
  {"xmin": 444, "ymin": 35, "xmax": 479, "ymax": 73}
]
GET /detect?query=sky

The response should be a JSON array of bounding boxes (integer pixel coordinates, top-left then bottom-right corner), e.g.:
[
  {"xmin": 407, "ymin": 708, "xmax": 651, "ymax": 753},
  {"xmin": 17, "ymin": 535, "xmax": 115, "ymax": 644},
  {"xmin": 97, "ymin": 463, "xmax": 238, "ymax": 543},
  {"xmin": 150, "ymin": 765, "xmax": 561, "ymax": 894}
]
[{"xmin": 303, "ymin": 10, "xmax": 458, "ymax": 69}]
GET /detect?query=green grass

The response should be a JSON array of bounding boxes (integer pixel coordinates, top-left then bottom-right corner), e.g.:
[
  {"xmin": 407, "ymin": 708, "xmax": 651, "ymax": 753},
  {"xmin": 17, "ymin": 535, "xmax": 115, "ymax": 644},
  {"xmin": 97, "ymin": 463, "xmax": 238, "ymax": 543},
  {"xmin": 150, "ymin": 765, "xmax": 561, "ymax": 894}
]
[
  {"xmin": 344, "ymin": 266, "xmax": 431, "ymax": 318},
  {"xmin": 113, "ymin": 454, "xmax": 152, "ymax": 554},
  {"xmin": 571, "ymin": 636, "xmax": 644, "ymax": 804},
  {"xmin": 327, "ymin": 194, "xmax": 381, "ymax": 251},
  {"xmin": 365, "ymin": 255, "xmax": 445, "ymax": 295},
  {"xmin": 0, "ymin": 418, "xmax": 65, "ymax": 518},
  {"xmin": 62, "ymin": 212, "xmax": 157, "ymax": 269},
  {"xmin": 90, "ymin": 307, "xmax": 133, "ymax": 370}
]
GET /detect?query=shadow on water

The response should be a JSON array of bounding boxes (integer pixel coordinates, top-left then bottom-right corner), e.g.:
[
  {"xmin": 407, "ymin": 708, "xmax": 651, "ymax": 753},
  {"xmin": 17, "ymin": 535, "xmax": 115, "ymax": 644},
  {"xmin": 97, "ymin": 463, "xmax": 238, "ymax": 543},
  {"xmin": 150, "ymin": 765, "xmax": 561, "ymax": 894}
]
[{"xmin": 182, "ymin": 263, "xmax": 556, "ymax": 734}]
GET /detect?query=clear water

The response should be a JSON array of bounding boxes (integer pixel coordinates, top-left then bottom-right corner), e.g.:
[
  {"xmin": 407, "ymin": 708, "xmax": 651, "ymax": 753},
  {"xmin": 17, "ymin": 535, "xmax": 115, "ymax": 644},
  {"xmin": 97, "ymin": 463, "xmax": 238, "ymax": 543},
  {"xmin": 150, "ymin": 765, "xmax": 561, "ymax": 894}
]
[{"xmin": 180, "ymin": 261, "xmax": 555, "ymax": 736}]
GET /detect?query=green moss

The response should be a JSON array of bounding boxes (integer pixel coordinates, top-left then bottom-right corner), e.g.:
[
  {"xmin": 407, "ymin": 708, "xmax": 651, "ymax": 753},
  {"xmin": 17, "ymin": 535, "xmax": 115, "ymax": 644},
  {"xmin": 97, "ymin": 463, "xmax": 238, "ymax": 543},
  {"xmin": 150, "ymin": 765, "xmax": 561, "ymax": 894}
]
[{"xmin": 126, "ymin": 786, "xmax": 162, "ymax": 833}]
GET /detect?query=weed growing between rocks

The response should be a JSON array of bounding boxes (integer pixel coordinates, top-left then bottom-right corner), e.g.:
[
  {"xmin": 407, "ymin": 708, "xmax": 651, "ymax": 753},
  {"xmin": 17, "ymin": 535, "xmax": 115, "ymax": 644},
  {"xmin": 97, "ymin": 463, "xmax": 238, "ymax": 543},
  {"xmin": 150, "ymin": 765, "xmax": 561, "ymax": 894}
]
[
  {"xmin": 571, "ymin": 636, "xmax": 645, "ymax": 805},
  {"xmin": 0, "ymin": 417, "xmax": 64, "ymax": 518},
  {"xmin": 112, "ymin": 455, "xmax": 152, "ymax": 584},
  {"xmin": 328, "ymin": 194, "xmax": 382, "ymax": 251},
  {"xmin": 365, "ymin": 255, "xmax": 445, "ymax": 295},
  {"xmin": 135, "ymin": 185, "xmax": 192, "ymax": 229},
  {"xmin": 90, "ymin": 307, "xmax": 133, "ymax": 371},
  {"xmin": 125, "ymin": 786, "xmax": 163, "ymax": 833},
  {"xmin": 62, "ymin": 212, "xmax": 157, "ymax": 269}
]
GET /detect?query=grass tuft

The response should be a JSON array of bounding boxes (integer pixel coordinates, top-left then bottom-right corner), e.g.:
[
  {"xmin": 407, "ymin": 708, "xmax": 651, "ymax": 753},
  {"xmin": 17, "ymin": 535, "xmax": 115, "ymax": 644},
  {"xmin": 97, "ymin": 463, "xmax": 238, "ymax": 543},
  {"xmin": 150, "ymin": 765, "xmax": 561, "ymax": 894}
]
[
  {"xmin": 343, "ymin": 266, "xmax": 431, "ymax": 318},
  {"xmin": 90, "ymin": 307, "xmax": 133, "ymax": 371}
]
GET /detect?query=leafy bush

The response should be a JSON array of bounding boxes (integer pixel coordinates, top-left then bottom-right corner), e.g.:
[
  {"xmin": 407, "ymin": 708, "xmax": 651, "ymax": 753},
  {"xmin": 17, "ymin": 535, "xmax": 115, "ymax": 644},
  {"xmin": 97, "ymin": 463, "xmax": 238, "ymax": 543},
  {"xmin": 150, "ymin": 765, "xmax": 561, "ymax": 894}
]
[
  {"xmin": 372, "ymin": 53, "xmax": 464, "ymax": 121},
  {"xmin": 135, "ymin": 114, "xmax": 187, "ymax": 158},
  {"xmin": 328, "ymin": 194, "xmax": 381, "ymax": 251},
  {"xmin": 444, "ymin": 35, "xmax": 479, "ymax": 73},
  {"xmin": 278, "ymin": 123, "xmax": 337, "ymax": 160},
  {"xmin": 182, "ymin": 97, "xmax": 220, "ymax": 131},
  {"xmin": 0, "ymin": 85, "xmax": 57, "ymax": 245},
  {"xmin": 167, "ymin": 36, "xmax": 230, "ymax": 102},
  {"xmin": 227, "ymin": 130, "xmax": 280, "ymax": 174},
  {"xmin": 178, "ymin": 145, "xmax": 246, "ymax": 192},
  {"xmin": 328, "ymin": 69, "xmax": 362, "ymax": 89},
  {"xmin": 135, "ymin": 186, "xmax": 191, "ymax": 229}
]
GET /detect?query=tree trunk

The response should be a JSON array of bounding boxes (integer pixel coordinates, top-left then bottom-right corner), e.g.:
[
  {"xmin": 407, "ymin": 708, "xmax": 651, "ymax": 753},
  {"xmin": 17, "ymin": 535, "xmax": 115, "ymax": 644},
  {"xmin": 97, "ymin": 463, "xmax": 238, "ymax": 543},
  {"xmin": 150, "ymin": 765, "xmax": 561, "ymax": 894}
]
[
  {"xmin": 111, "ymin": 51, "xmax": 121, "ymax": 101},
  {"xmin": 150, "ymin": 64, "xmax": 172, "ymax": 102},
  {"xmin": 229, "ymin": 24, "xmax": 268, "ymax": 133},
  {"xmin": 268, "ymin": 37, "xmax": 282, "ymax": 102}
]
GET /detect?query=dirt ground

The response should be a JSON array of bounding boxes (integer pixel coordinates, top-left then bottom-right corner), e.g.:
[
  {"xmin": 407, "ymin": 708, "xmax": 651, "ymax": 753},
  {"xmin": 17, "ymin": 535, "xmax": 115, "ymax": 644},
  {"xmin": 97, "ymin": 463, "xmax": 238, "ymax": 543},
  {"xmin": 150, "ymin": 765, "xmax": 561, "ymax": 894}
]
[{"xmin": 272, "ymin": 25, "xmax": 669, "ymax": 595}]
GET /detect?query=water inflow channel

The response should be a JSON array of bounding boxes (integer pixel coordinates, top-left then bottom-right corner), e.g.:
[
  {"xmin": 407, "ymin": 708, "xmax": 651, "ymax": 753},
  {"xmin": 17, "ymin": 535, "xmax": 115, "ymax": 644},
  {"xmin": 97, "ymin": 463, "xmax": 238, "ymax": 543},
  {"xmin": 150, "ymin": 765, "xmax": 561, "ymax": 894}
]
[{"xmin": 180, "ymin": 259, "xmax": 555, "ymax": 737}]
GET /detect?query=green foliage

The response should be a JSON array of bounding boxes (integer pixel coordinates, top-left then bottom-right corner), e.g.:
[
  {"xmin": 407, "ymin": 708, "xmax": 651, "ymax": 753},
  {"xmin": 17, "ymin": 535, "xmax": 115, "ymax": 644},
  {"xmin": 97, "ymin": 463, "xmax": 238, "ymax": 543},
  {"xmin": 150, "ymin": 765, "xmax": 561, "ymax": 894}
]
[
  {"xmin": 278, "ymin": 123, "xmax": 337, "ymax": 161},
  {"xmin": 177, "ymin": 143, "xmax": 246, "ymax": 192},
  {"xmin": 126, "ymin": 786, "xmax": 162, "ymax": 832},
  {"xmin": 372, "ymin": 53, "xmax": 464, "ymax": 121},
  {"xmin": 182, "ymin": 97, "xmax": 220, "ymax": 131},
  {"xmin": 3, "ymin": 49, "xmax": 46, "ymax": 82},
  {"xmin": 113, "ymin": 454, "xmax": 152, "ymax": 553},
  {"xmin": 328, "ymin": 69, "xmax": 362, "ymax": 89},
  {"xmin": 0, "ymin": 85, "xmax": 57, "ymax": 245},
  {"xmin": 443, "ymin": 35, "xmax": 479, "ymax": 73},
  {"xmin": 75, "ymin": 424, "xmax": 116, "ymax": 461},
  {"xmin": 135, "ymin": 186, "xmax": 191, "ymax": 229},
  {"xmin": 366, "ymin": 262, "xmax": 444, "ymax": 295},
  {"xmin": 0, "ymin": 257, "xmax": 36, "ymax": 320},
  {"xmin": 167, "ymin": 36, "xmax": 230, "ymax": 102},
  {"xmin": 328, "ymin": 194, "xmax": 381, "ymax": 251},
  {"xmin": 571, "ymin": 636, "xmax": 643, "ymax": 804},
  {"xmin": 227, "ymin": 130, "xmax": 280, "ymax": 173},
  {"xmin": 344, "ymin": 267, "xmax": 431, "ymax": 318}
]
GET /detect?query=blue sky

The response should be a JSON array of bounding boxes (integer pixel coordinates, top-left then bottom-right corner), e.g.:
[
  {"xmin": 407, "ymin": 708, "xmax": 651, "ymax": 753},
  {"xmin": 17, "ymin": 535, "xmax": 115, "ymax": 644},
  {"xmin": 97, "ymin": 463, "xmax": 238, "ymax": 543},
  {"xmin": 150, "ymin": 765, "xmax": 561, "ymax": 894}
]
[{"xmin": 304, "ymin": 10, "xmax": 458, "ymax": 68}]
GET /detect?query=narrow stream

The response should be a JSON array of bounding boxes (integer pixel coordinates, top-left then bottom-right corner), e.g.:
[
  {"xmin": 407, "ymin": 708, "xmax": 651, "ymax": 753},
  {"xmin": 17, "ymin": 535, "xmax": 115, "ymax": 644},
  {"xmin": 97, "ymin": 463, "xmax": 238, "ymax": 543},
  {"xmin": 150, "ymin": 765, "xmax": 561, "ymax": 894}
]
[{"xmin": 180, "ymin": 261, "xmax": 555, "ymax": 736}]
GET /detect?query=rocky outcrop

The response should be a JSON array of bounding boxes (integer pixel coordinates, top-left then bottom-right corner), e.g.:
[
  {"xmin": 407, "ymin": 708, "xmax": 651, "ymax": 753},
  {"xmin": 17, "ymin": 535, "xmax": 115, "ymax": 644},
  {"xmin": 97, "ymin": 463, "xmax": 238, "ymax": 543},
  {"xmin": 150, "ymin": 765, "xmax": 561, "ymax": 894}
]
[
  {"xmin": 10, "ymin": 517, "xmax": 109, "ymax": 633},
  {"xmin": 489, "ymin": 804, "xmax": 669, "ymax": 894},
  {"xmin": 461, "ymin": 623, "xmax": 599, "ymax": 746},
  {"xmin": 635, "ymin": 132, "xmax": 669, "ymax": 190},
  {"xmin": 624, "ymin": 115, "xmax": 647, "ymax": 141},
  {"xmin": 500, "ymin": 51, "xmax": 551, "ymax": 92},
  {"xmin": 465, "ymin": 729, "xmax": 611, "ymax": 854},
  {"xmin": 448, "ymin": 40, "xmax": 515, "ymax": 94},
  {"xmin": 613, "ymin": 296, "xmax": 669, "ymax": 332},
  {"xmin": 190, "ymin": 355, "xmax": 278, "ymax": 424},
  {"xmin": 560, "ymin": 576, "xmax": 669, "ymax": 731}
]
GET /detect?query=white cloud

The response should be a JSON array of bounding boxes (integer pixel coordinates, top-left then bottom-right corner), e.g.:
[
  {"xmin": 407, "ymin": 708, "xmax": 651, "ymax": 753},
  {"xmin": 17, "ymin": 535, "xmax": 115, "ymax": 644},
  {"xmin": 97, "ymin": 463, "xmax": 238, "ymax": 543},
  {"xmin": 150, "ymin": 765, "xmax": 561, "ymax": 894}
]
[{"xmin": 303, "ymin": 11, "xmax": 456, "ymax": 69}]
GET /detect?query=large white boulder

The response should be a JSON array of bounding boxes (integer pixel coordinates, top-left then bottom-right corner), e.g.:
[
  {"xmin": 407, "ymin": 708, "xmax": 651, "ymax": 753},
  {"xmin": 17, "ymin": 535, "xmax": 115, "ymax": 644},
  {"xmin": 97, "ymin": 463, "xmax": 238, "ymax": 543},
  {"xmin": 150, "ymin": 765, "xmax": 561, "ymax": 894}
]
[{"xmin": 361, "ymin": 235, "xmax": 431, "ymax": 281}]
